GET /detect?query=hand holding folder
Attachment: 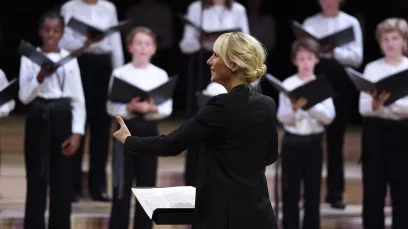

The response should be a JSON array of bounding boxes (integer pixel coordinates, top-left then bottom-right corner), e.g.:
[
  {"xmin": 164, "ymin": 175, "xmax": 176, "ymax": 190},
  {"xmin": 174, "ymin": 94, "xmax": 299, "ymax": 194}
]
[
  {"xmin": 178, "ymin": 13, "xmax": 241, "ymax": 37},
  {"xmin": 292, "ymin": 21, "xmax": 355, "ymax": 49},
  {"xmin": 18, "ymin": 40, "xmax": 86, "ymax": 70},
  {"xmin": 345, "ymin": 67, "xmax": 408, "ymax": 105},
  {"xmin": 265, "ymin": 74, "xmax": 335, "ymax": 110},
  {"xmin": 67, "ymin": 17, "xmax": 135, "ymax": 39},
  {"xmin": 109, "ymin": 75, "xmax": 178, "ymax": 105}
]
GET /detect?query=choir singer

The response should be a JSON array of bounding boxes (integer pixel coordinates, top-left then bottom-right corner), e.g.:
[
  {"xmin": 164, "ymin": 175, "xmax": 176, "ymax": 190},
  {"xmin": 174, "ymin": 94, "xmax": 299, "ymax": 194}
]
[{"xmin": 113, "ymin": 32, "xmax": 279, "ymax": 229}]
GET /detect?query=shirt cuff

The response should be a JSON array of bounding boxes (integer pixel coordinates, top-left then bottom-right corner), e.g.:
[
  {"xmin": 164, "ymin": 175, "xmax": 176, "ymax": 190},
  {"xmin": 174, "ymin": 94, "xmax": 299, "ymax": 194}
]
[{"xmin": 72, "ymin": 123, "xmax": 85, "ymax": 135}]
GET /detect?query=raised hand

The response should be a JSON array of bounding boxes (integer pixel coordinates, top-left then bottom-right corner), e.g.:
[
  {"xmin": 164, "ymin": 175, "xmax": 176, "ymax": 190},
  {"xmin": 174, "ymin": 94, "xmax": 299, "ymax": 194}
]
[{"xmin": 113, "ymin": 116, "xmax": 131, "ymax": 144}]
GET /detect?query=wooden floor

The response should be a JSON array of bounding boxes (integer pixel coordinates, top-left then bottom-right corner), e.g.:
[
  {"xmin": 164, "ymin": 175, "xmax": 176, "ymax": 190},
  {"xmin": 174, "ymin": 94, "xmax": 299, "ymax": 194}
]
[{"xmin": 0, "ymin": 115, "xmax": 392, "ymax": 229}]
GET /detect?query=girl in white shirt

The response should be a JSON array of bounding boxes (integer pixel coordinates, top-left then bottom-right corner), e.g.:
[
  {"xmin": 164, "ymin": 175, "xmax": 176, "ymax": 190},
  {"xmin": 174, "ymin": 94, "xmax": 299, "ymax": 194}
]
[
  {"xmin": 358, "ymin": 18, "xmax": 408, "ymax": 229},
  {"xmin": 277, "ymin": 38, "xmax": 335, "ymax": 229},
  {"xmin": 302, "ymin": 0, "xmax": 363, "ymax": 209},
  {"xmin": 107, "ymin": 27, "xmax": 173, "ymax": 229},
  {"xmin": 180, "ymin": 0, "xmax": 250, "ymax": 187},
  {"xmin": 19, "ymin": 11, "xmax": 86, "ymax": 229}
]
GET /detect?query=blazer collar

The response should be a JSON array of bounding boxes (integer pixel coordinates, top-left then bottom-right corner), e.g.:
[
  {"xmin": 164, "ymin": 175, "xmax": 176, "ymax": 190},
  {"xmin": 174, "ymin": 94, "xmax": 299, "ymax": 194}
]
[{"xmin": 230, "ymin": 83, "xmax": 249, "ymax": 93}]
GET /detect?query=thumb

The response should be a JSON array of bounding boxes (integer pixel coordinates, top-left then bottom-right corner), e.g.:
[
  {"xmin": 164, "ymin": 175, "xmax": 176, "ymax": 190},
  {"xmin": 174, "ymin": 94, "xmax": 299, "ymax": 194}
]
[{"xmin": 116, "ymin": 116, "xmax": 125, "ymax": 127}]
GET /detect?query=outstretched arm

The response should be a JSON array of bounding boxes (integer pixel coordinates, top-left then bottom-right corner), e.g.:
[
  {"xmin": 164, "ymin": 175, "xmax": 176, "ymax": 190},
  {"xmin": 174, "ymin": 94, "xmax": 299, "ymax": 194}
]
[{"xmin": 115, "ymin": 96, "xmax": 227, "ymax": 157}]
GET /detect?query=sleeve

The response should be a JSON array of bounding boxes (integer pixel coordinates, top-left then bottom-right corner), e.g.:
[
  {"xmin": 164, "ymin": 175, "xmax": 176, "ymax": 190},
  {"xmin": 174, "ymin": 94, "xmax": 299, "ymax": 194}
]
[
  {"xmin": 266, "ymin": 104, "xmax": 279, "ymax": 166},
  {"xmin": 239, "ymin": 7, "xmax": 250, "ymax": 34},
  {"xmin": 144, "ymin": 71, "xmax": 173, "ymax": 120},
  {"xmin": 388, "ymin": 96, "xmax": 408, "ymax": 119},
  {"xmin": 0, "ymin": 70, "xmax": 15, "ymax": 117},
  {"xmin": 358, "ymin": 65, "xmax": 394, "ymax": 118},
  {"xmin": 307, "ymin": 98, "xmax": 336, "ymax": 125},
  {"xmin": 124, "ymin": 96, "xmax": 226, "ymax": 157},
  {"xmin": 276, "ymin": 92, "xmax": 296, "ymax": 125},
  {"xmin": 67, "ymin": 59, "xmax": 86, "ymax": 135},
  {"xmin": 59, "ymin": 4, "xmax": 86, "ymax": 52},
  {"xmin": 332, "ymin": 19, "xmax": 364, "ymax": 68},
  {"xmin": 179, "ymin": 3, "xmax": 201, "ymax": 54},
  {"xmin": 106, "ymin": 72, "xmax": 136, "ymax": 120},
  {"xmin": 108, "ymin": 5, "xmax": 125, "ymax": 69},
  {"xmin": 18, "ymin": 56, "xmax": 45, "ymax": 105}
]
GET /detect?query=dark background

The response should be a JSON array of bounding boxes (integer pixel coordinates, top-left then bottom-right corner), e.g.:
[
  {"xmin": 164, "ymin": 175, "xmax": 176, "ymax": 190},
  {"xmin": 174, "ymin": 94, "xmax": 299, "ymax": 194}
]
[{"xmin": 0, "ymin": 0, "xmax": 406, "ymax": 125}]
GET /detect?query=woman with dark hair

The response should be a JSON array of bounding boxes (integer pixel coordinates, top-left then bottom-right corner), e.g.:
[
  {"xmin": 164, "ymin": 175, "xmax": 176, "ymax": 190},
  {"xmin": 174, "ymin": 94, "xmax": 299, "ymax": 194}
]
[{"xmin": 179, "ymin": 0, "xmax": 250, "ymax": 188}]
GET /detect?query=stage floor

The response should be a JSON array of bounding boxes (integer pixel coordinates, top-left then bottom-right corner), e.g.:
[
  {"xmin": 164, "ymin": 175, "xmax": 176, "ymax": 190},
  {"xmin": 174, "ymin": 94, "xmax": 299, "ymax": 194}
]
[{"xmin": 0, "ymin": 115, "xmax": 392, "ymax": 229}]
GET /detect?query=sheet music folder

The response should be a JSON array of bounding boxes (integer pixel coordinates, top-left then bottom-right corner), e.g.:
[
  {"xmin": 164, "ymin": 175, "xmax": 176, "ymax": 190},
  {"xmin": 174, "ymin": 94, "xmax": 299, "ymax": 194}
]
[
  {"xmin": 67, "ymin": 17, "xmax": 135, "ymax": 37},
  {"xmin": 0, "ymin": 78, "xmax": 19, "ymax": 106},
  {"xmin": 132, "ymin": 186, "xmax": 195, "ymax": 225},
  {"xmin": 345, "ymin": 67, "xmax": 408, "ymax": 105},
  {"xmin": 178, "ymin": 13, "xmax": 241, "ymax": 36},
  {"xmin": 109, "ymin": 75, "xmax": 178, "ymax": 105},
  {"xmin": 292, "ymin": 21, "xmax": 355, "ymax": 48},
  {"xmin": 18, "ymin": 41, "xmax": 85, "ymax": 69},
  {"xmin": 265, "ymin": 74, "xmax": 335, "ymax": 110}
]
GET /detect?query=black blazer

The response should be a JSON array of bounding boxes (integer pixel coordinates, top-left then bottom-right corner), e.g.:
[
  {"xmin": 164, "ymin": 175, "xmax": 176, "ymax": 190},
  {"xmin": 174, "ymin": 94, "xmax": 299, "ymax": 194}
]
[{"xmin": 124, "ymin": 84, "xmax": 279, "ymax": 229}]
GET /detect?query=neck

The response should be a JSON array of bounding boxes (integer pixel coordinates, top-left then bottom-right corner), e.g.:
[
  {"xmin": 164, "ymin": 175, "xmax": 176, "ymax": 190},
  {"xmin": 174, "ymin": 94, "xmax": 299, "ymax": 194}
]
[
  {"xmin": 298, "ymin": 72, "xmax": 314, "ymax": 81},
  {"xmin": 385, "ymin": 54, "xmax": 404, "ymax": 66},
  {"xmin": 131, "ymin": 59, "xmax": 149, "ymax": 68},
  {"xmin": 322, "ymin": 10, "xmax": 339, "ymax": 18},
  {"xmin": 213, "ymin": 0, "xmax": 225, "ymax": 5},
  {"xmin": 83, "ymin": 0, "xmax": 98, "ymax": 4},
  {"xmin": 222, "ymin": 77, "xmax": 245, "ymax": 92},
  {"xmin": 41, "ymin": 45, "xmax": 60, "ymax": 53}
]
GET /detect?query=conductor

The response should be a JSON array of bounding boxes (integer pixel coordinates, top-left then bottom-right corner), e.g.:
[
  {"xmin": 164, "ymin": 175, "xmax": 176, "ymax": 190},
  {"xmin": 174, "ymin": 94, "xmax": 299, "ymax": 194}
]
[{"xmin": 113, "ymin": 32, "xmax": 279, "ymax": 229}]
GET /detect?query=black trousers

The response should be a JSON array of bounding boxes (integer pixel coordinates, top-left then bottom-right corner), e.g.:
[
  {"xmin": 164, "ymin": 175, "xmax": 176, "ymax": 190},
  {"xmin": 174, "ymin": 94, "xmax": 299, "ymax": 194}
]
[
  {"xmin": 184, "ymin": 50, "xmax": 212, "ymax": 187},
  {"xmin": 24, "ymin": 98, "xmax": 74, "ymax": 229},
  {"xmin": 109, "ymin": 119, "xmax": 158, "ymax": 229},
  {"xmin": 316, "ymin": 59, "xmax": 353, "ymax": 202},
  {"xmin": 73, "ymin": 53, "xmax": 112, "ymax": 196},
  {"xmin": 361, "ymin": 118, "xmax": 408, "ymax": 229},
  {"xmin": 281, "ymin": 132, "xmax": 323, "ymax": 229}
]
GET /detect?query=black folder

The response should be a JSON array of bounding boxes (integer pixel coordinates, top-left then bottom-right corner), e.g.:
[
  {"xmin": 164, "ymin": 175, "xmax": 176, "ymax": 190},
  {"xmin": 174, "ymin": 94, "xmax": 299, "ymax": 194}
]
[
  {"xmin": 345, "ymin": 67, "xmax": 408, "ymax": 105},
  {"xmin": 292, "ymin": 21, "xmax": 355, "ymax": 48},
  {"xmin": 178, "ymin": 13, "xmax": 241, "ymax": 36},
  {"xmin": 67, "ymin": 17, "xmax": 135, "ymax": 37},
  {"xmin": 152, "ymin": 208, "xmax": 194, "ymax": 225},
  {"xmin": 265, "ymin": 74, "xmax": 335, "ymax": 110},
  {"xmin": 109, "ymin": 75, "xmax": 178, "ymax": 105},
  {"xmin": 0, "ymin": 78, "xmax": 19, "ymax": 106},
  {"xmin": 18, "ymin": 41, "xmax": 86, "ymax": 69}
]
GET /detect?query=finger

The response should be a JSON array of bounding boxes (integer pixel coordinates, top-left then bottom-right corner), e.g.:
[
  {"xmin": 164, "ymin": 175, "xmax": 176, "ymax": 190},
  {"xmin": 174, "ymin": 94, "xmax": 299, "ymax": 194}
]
[{"xmin": 61, "ymin": 139, "xmax": 70, "ymax": 148}]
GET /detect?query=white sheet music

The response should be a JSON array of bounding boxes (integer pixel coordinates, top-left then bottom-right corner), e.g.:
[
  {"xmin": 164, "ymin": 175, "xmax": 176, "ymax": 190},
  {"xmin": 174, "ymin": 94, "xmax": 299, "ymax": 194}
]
[{"xmin": 132, "ymin": 186, "xmax": 196, "ymax": 219}]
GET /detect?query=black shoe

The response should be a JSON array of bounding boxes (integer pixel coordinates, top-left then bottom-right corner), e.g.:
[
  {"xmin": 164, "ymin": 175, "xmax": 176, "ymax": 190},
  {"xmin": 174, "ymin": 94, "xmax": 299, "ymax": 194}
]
[
  {"xmin": 328, "ymin": 200, "xmax": 346, "ymax": 209},
  {"xmin": 91, "ymin": 191, "xmax": 111, "ymax": 202}
]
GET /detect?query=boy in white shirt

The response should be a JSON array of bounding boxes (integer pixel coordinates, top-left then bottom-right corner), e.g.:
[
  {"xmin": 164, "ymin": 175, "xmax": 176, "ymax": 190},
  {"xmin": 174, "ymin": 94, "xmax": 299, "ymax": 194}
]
[
  {"xmin": 358, "ymin": 18, "xmax": 408, "ymax": 229},
  {"xmin": 277, "ymin": 38, "xmax": 335, "ymax": 229}
]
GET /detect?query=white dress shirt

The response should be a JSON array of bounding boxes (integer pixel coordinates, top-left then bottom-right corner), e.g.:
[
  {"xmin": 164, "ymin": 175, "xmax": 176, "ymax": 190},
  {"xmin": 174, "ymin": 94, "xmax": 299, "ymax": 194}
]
[
  {"xmin": 303, "ymin": 11, "xmax": 363, "ymax": 68},
  {"xmin": 277, "ymin": 74, "xmax": 336, "ymax": 135},
  {"xmin": 179, "ymin": 1, "xmax": 250, "ymax": 54},
  {"xmin": 359, "ymin": 57, "xmax": 408, "ymax": 120},
  {"xmin": 0, "ymin": 69, "xmax": 15, "ymax": 118},
  {"xmin": 106, "ymin": 63, "xmax": 173, "ymax": 121},
  {"xmin": 202, "ymin": 82, "xmax": 227, "ymax": 96},
  {"xmin": 59, "ymin": 0, "xmax": 124, "ymax": 69},
  {"xmin": 18, "ymin": 48, "xmax": 86, "ymax": 135}
]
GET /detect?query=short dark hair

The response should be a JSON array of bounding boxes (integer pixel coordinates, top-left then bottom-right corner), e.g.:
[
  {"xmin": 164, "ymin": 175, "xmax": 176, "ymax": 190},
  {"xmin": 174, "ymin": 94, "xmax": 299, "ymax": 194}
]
[
  {"xmin": 39, "ymin": 10, "xmax": 64, "ymax": 30},
  {"xmin": 126, "ymin": 26, "xmax": 157, "ymax": 46},
  {"xmin": 291, "ymin": 38, "xmax": 320, "ymax": 60}
]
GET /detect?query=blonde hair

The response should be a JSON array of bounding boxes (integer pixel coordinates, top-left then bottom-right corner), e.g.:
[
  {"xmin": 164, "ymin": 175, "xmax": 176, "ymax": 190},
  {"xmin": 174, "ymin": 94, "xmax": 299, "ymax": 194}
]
[
  {"xmin": 213, "ymin": 32, "xmax": 267, "ymax": 84},
  {"xmin": 376, "ymin": 18, "xmax": 408, "ymax": 53},
  {"xmin": 126, "ymin": 26, "xmax": 157, "ymax": 46}
]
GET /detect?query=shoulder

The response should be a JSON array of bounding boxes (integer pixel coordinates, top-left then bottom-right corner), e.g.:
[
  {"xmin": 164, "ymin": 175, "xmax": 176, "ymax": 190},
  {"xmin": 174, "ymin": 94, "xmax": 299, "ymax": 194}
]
[
  {"xmin": 149, "ymin": 64, "xmax": 168, "ymax": 77},
  {"xmin": 303, "ymin": 13, "xmax": 321, "ymax": 25},
  {"xmin": 0, "ymin": 69, "xmax": 5, "ymax": 79},
  {"xmin": 282, "ymin": 74, "xmax": 298, "ymax": 87},
  {"xmin": 339, "ymin": 11, "xmax": 360, "ymax": 25},
  {"xmin": 112, "ymin": 63, "xmax": 131, "ymax": 76},
  {"xmin": 364, "ymin": 58, "xmax": 384, "ymax": 72},
  {"xmin": 99, "ymin": 0, "xmax": 117, "ymax": 10},
  {"xmin": 231, "ymin": 2, "xmax": 246, "ymax": 12},
  {"xmin": 61, "ymin": 0, "xmax": 76, "ymax": 10}
]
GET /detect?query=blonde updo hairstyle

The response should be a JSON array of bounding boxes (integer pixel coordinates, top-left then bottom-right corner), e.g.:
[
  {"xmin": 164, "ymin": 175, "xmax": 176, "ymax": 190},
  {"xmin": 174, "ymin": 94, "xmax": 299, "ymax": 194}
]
[
  {"xmin": 213, "ymin": 32, "xmax": 267, "ymax": 84},
  {"xmin": 375, "ymin": 18, "xmax": 408, "ymax": 55}
]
